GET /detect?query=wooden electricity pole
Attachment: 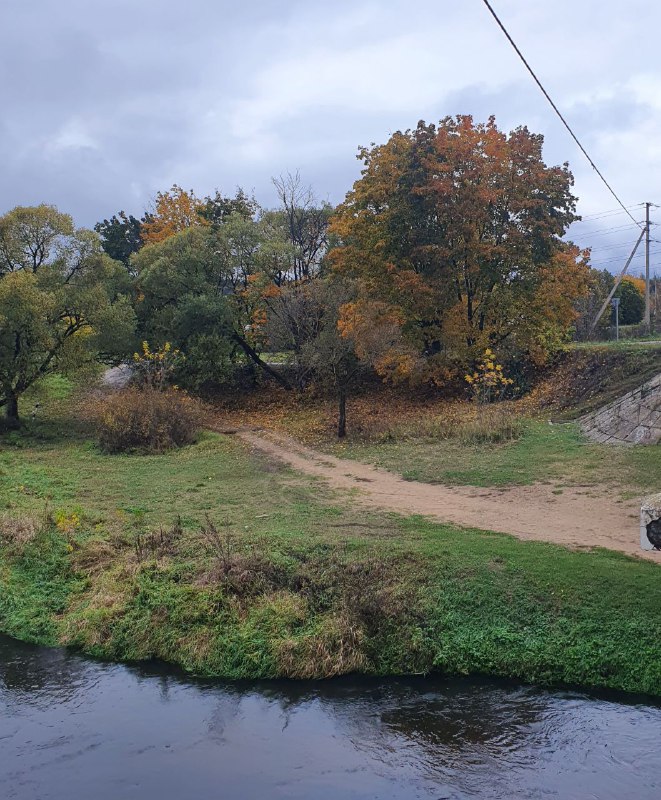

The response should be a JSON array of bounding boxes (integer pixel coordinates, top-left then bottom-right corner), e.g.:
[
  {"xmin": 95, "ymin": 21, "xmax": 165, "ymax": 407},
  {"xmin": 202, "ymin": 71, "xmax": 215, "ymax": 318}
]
[
  {"xmin": 644, "ymin": 201, "xmax": 651, "ymax": 328},
  {"xmin": 590, "ymin": 225, "xmax": 646, "ymax": 334}
]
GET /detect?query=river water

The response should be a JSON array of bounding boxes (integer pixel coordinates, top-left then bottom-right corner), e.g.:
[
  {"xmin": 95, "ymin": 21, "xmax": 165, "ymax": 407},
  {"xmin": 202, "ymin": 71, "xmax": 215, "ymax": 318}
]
[{"xmin": 1, "ymin": 634, "xmax": 660, "ymax": 800}]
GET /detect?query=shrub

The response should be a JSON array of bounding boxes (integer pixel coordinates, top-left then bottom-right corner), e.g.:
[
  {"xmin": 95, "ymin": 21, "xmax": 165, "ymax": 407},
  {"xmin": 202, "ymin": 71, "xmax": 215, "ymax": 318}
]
[
  {"xmin": 132, "ymin": 341, "xmax": 184, "ymax": 389},
  {"xmin": 465, "ymin": 349, "xmax": 514, "ymax": 404},
  {"xmin": 86, "ymin": 387, "xmax": 207, "ymax": 453}
]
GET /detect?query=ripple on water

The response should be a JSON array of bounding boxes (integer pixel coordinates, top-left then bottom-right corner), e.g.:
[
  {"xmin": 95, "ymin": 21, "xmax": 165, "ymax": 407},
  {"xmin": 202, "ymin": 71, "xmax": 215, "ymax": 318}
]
[{"xmin": 1, "ymin": 635, "xmax": 660, "ymax": 800}]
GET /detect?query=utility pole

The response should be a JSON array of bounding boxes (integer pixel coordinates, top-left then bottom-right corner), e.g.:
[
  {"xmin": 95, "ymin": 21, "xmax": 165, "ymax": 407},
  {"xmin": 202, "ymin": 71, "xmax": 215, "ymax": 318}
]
[
  {"xmin": 644, "ymin": 202, "xmax": 651, "ymax": 329},
  {"xmin": 589, "ymin": 225, "xmax": 646, "ymax": 334}
]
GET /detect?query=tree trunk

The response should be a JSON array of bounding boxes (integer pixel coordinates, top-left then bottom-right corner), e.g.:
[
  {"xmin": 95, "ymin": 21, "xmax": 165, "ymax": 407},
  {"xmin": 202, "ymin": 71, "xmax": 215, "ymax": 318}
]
[
  {"xmin": 232, "ymin": 333, "xmax": 292, "ymax": 390},
  {"xmin": 337, "ymin": 389, "xmax": 347, "ymax": 438},
  {"xmin": 4, "ymin": 392, "xmax": 20, "ymax": 429}
]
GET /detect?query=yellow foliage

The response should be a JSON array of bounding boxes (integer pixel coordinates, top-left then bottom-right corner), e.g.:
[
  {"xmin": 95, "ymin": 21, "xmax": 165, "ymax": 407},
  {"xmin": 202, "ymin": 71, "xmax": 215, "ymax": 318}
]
[
  {"xmin": 465, "ymin": 349, "xmax": 514, "ymax": 403},
  {"xmin": 141, "ymin": 185, "xmax": 207, "ymax": 245}
]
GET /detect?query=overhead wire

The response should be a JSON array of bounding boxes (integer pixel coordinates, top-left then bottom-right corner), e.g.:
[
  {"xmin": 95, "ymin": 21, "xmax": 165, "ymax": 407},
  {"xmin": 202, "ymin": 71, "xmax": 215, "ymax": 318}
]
[
  {"xmin": 577, "ymin": 205, "xmax": 644, "ymax": 221},
  {"xmin": 571, "ymin": 222, "xmax": 643, "ymax": 237},
  {"xmin": 479, "ymin": 0, "xmax": 642, "ymax": 229},
  {"xmin": 592, "ymin": 249, "xmax": 661, "ymax": 266}
]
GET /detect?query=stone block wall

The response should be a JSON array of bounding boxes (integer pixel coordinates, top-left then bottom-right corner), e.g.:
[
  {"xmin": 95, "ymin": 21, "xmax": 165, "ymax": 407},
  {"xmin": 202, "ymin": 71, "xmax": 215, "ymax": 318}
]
[{"xmin": 580, "ymin": 373, "xmax": 661, "ymax": 445}]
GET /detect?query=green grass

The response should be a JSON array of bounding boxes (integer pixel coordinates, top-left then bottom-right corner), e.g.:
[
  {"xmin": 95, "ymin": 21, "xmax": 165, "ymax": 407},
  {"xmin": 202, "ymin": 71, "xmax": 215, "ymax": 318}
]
[
  {"xmin": 1, "ymin": 377, "xmax": 661, "ymax": 695},
  {"xmin": 570, "ymin": 339, "xmax": 661, "ymax": 350},
  {"xmin": 331, "ymin": 420, "xmax": 661, "ymax": 492}
]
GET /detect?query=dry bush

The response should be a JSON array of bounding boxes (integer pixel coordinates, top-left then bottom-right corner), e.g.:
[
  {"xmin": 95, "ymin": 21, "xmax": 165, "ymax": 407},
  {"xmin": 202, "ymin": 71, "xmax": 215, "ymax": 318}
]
[
  {"xmin": 0, "ymin": 513, "xmax": 44, "ymax": 547},
  {"xmin": 454, "ymin": 404, "xmax": 523, "ymax": 445},
  {"xmin": 133, "ymin": 516, "xmax": 184, "ymax": 561},
  {"xmin": 85, "ymin": 387, "xmax": 207, "ymax": 453}
]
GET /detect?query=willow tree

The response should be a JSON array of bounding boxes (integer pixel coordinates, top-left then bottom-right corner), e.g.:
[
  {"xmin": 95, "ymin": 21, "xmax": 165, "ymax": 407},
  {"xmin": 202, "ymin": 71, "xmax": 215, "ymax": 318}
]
[
  {"xmin": 0, "ymin": 205, "xmax": 135, "ymax": 426},
  {"xmin": 330, "ymin": 115, "xmax": 589, "ymax": 383}
]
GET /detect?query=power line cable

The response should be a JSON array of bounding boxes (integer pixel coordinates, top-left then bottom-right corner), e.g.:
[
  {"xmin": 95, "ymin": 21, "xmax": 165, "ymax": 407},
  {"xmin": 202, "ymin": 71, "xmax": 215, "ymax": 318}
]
[
  {"xmin": 570, "ymin": 222, "xmax": 643, "ymax": 237},
  {"xmin": 480, "ymin": 0, "xmax": 642, "ymax": 228},
  {"xmin": 589, "ymin": 241, "xmax": 643, "ymax": 254},
  {"xmin": 578, "ymin": 204, "xmax": 644, "ymax": 221},
  {"xmin": 593, "ymin": 248, "xmax": 661, "ymax": 265}
]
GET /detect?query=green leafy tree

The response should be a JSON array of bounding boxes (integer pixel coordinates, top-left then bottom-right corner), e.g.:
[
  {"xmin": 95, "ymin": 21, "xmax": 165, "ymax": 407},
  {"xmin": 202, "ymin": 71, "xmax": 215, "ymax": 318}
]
[
  {"xmin": 94, "ymin": 211, "xmax": 146, "ymax": 268},
  {"xmin": 199, "ymin": 188, "xmax": 257, "ymax": 226},
  {"xmin": 615, "ymin": 279, "xmax": 645, "ymax": 325},
  {"xmin": 133, "ymin": 227, "xmax": 288, "ymax": 389},
  {"xmin": 0, "ymin": 205, "xmax": 136, "ymax": 426}
]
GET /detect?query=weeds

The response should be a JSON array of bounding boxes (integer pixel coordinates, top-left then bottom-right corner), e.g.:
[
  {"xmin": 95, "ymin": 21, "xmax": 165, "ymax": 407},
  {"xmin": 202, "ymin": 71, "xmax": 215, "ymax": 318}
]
[{"xmin": 130, "ymin": 514, "xmax": 184, "ymax": 561}]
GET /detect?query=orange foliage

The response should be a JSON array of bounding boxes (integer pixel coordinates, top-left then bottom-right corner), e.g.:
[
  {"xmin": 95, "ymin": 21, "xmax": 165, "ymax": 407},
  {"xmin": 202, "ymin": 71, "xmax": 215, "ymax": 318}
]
[
  {"xmin": 330, "ymin": 115, "xmax": 589, "ymax": 383},
  {"xmin": 141, "ymin": 185, "xmax": 208, "ymax": 245},
  {"xmin": 623, "ymin": 275, "xmax": 646, "ymax": 295}
]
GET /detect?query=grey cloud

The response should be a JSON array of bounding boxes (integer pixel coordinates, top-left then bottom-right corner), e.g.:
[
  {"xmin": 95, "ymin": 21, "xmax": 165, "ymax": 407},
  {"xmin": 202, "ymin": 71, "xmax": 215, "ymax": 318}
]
[{"xmin": 2, "ymin": 0, "xmax": 661, "ymax": 262}]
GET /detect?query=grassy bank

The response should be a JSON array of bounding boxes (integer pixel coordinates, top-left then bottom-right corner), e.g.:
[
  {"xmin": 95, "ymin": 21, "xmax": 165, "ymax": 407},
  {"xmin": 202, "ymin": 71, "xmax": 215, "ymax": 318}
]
[
  {"xmin": 332, "ymin": 420, "xmax": 661, "ymax": 492},
  {"xmin": 215, "ymin": 344, "xmax": 661, "ymax": 494},
  {"xmin": 1, "ymin": 378, "xmax": 661, "ymax": 695}
]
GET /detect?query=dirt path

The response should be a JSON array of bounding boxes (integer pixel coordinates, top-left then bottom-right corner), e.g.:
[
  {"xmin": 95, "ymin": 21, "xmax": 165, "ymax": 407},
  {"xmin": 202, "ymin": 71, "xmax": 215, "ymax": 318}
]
[{"xmin": 228, "ymin": 428, "xmax": 659, "ymax": 562}]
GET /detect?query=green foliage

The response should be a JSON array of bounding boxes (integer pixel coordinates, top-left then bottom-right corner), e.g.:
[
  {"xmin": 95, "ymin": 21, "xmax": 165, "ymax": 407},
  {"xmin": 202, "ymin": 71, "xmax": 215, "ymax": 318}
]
[
  {"xmin": 615, "ymin": 279, "xmax": 645, "ymax": 325},
  {"xmin": 0, "ymin": 205, "xmax": 136, "ymax": 424},
  {"xmin": 0, "ymin": 204, "xmax": 74, "ymax": 274},
  {"xmin": 94, "ymin": 211, "xmax": 145, "ymax": 267},
  {"xmin": 198, "ymin": 188, "xmax": 257, "ymax": 226},
  {"xmin": 133, "ymin": 228, "xmax": 240, "ymax": 387}
]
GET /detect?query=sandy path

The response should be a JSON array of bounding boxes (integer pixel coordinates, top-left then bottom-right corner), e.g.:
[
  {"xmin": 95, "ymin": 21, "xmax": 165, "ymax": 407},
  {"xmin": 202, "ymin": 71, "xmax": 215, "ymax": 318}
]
[{"xmin": 228, "ymin": 428, "xmax": 660, "ymax": 562}]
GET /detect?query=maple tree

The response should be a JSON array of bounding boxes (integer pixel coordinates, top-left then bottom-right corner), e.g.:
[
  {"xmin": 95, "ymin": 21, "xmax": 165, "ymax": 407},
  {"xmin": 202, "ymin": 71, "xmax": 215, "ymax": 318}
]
[
  {"xmin": 330, "ymin": 115, "xmax": 589, "ymax": 383},
  {"xmin": 140, "ymin": 185, "xmax": 208, "ymax": 245}
]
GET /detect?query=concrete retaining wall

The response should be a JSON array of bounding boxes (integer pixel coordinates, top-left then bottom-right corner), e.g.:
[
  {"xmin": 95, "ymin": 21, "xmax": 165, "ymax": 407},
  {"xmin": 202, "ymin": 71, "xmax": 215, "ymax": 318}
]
[{"xmin": 580, "ymin": 372, "xmax": 661, "ymax": 445}]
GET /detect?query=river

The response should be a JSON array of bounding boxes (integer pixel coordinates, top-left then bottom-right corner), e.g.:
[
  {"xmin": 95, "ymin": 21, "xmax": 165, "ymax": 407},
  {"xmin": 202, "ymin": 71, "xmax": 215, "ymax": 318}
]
[{"xmin": 1, "ymin": 634, "xmax": 660, "ymax": 799}]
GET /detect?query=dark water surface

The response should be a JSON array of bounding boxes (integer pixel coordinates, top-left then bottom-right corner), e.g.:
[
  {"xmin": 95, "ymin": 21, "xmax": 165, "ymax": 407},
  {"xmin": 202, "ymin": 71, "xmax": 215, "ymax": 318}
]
[{"xmin": 1, "ymin": 635, "xmax": 660, "ymax": 800}]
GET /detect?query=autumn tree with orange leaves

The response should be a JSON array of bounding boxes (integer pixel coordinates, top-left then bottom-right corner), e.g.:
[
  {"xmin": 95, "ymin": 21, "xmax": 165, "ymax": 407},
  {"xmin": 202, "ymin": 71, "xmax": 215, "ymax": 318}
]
[
  {"xmin": 141, "ymin": 185, "xmax": 208, "ymax": 245},
  {"xmin": 330, "ymin": 115, "xmax": 589, "ymax": 385}
]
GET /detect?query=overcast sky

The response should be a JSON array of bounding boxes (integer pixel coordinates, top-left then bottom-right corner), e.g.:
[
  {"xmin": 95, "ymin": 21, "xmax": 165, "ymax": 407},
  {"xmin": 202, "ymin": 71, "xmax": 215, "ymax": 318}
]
[{"xmin": 2, "ymin": 0, "xmax": 660, "ymax": 273}]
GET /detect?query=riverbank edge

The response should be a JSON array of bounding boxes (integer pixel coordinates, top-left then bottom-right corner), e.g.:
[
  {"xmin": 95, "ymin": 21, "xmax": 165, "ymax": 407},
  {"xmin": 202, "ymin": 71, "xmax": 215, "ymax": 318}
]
[{"xmin": 2, "ymin": 522, "xmax": 661, "ymax": 698}]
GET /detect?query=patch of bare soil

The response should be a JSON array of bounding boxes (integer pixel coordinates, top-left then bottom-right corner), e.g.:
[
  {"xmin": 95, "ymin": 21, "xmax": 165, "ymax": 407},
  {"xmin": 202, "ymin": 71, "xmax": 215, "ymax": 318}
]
[{"xmin": 226, "ymin": 428, "xmax": 659, "ymax": 563}]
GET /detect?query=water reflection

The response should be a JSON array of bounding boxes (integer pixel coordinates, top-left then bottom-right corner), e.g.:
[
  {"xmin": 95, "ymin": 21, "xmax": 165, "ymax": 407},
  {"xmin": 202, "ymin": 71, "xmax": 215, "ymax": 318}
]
[{"xmin": 1, "ymin": 634, "xmax": 660, "ymax": 800}]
